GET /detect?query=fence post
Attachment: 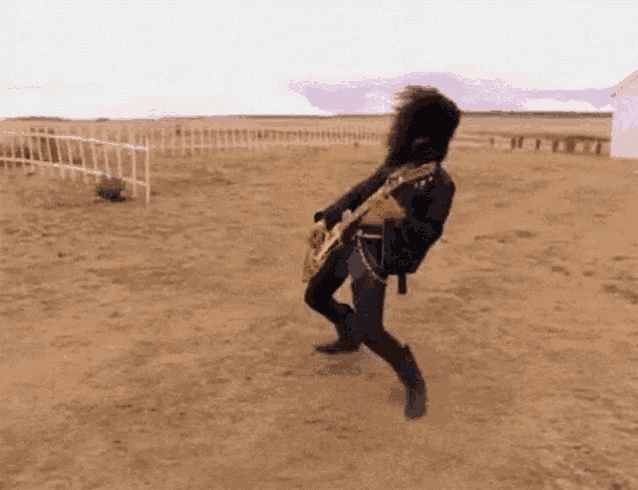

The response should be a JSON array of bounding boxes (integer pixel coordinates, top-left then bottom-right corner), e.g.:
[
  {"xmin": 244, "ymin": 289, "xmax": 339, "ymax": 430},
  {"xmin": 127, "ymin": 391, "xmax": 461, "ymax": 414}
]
[
  {"xmin": 47, "ymin": 133, "xmax": 63, "ymax": 178},
  {"xmin": 38, "ymin": 129, "xmax": 48, "ymax": 176},
  {"xmin": 145, "ymin": 136, "xmax": 151, "ymax": 205},
  {"xmin": 116, "ymin": 127, "xmax": 123, "ymax": 179},
  {"xmin": 90, "ymin": 127, "xmax": 98, "ymax": 182},
  {"xmin": 105, "ymin": 130, "xmax": 112, "ymax": 177},
  {"xmin": 27, "ymin": 130, "xmax": 35, "ymax": 175},
  {"xmin": 64, "ymin": 138, "xmax": 75, "ymax": 181},
  {"xmin": 16, "ymin": 134, "xmax": 21, "ymax": 169},
  {"xmin": 78, "ymin": 127, "xmax": 87, "ymax": 183},
  {"xmin": 17, "ymin": 134, "xmax": 24, "ymax": 174},
  {"xmin": 10, "ymin": 132, "xmax": 16, "ymax": 171},
  {"xmin": 132, "ymin": 139, "xmax": 137, "ymax": 198}
]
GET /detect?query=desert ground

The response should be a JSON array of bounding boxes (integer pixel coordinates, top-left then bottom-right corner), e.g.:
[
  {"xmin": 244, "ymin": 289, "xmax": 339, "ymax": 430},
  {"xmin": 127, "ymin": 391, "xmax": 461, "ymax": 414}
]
[{"xmin": 1, "ymin": 120, "xmax": 637, "ymax": 489}]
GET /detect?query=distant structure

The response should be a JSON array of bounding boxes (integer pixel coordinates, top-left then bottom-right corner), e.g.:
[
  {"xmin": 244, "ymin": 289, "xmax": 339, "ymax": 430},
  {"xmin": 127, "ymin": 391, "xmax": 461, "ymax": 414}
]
[
  {"xmin": 7, "ymin": 116, "xmax": 69, "ymax": 122},
  {"xmin": 610, "ymin": 70, "xmax": 638, "ymax": 158}
]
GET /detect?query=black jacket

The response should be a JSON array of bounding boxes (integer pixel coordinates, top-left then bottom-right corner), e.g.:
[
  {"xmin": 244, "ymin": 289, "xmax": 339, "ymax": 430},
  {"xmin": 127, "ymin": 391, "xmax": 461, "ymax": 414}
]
[{"xmin": 317, "ymin": 159, "xmax": 455, "ymax": 279}]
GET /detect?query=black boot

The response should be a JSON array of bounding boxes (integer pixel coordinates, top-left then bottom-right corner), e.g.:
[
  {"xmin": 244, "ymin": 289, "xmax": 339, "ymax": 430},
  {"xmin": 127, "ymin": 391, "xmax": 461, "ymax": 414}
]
[
  {"xmin": 395, "ymin": 345, "xmax": 427, "ymax": 420},
  {"xmin": 365, "ymin": 335, "xmax": 427, "ymax": 419},
  {"xmin": 315, "ymin": 311, "xmax": 361, "ymax": 354}
]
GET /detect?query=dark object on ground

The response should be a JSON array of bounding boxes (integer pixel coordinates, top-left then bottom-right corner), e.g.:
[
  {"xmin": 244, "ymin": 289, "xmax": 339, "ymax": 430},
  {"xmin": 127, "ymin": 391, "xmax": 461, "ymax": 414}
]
[{"xmin": 96, "ymin": 175, "xmax": 126, "ymax": 202}]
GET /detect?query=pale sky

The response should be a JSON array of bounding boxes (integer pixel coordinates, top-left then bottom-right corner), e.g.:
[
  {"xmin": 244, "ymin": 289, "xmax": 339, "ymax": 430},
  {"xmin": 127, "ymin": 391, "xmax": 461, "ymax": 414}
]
[{"xmin": 1, "ymin": 0, "xmax": 636, "ymax": 118}]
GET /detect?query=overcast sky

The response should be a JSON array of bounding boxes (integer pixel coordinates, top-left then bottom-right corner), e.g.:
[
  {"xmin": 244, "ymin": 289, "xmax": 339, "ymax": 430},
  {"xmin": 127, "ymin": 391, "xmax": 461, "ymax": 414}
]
[{"xmin": 1, "ymin": 0, "xmax": 636, "ymax": 118}]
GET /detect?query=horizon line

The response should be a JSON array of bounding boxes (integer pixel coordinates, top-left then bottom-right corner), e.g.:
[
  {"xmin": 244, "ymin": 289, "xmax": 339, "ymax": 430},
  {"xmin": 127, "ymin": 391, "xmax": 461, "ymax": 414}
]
[{"xmin": 1, "ymin": 110, "xmax": 616, "ymax": 122}]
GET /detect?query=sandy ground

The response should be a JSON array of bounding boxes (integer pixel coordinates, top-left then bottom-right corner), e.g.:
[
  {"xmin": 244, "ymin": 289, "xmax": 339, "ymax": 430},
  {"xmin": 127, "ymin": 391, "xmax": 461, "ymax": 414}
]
[{"xmin": 1, "ymin": 143, "xmax": 637, "ymax": 489}]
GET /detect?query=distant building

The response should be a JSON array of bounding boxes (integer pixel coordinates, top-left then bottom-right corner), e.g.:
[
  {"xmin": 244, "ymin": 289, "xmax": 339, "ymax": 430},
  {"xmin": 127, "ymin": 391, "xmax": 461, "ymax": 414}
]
[{"xmin": 610, "ymin": 70, "xmax": 638, "ymax": 158}]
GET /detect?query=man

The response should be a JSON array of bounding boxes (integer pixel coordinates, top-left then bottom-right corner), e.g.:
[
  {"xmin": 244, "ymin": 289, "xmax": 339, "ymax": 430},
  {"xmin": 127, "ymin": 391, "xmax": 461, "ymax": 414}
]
[{"xmin": 304, "ymin": 86, "xmax": 460, "ymax": 420}]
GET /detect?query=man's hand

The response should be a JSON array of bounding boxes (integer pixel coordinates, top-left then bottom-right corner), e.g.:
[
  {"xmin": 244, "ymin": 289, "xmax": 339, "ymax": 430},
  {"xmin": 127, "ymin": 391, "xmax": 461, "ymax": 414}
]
[
  {"xmin": 308, "ymin": 220, "xmax": 328, "ymax": 247},
  {"xmin": 314, "ymin": 208, "xmax": 343, "ymax": 231}
]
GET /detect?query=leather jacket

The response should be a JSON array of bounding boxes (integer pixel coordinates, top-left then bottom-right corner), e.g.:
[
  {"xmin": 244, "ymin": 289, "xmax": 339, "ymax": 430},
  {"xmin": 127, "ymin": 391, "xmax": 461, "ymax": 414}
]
[{"xmin": 315, "ymin": 159, "xmax": 455, "ymax": 286}]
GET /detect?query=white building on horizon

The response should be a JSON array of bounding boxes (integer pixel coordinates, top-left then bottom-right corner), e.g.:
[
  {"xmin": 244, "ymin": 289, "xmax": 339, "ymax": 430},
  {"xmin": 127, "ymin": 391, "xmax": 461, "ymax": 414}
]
[{"xmin": 610, "ymin": 70, "xmax": 638, "ymax": 159}]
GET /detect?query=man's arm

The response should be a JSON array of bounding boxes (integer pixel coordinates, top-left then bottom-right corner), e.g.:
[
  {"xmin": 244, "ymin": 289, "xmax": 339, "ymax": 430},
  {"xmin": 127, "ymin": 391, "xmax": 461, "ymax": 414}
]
[{"xmin": 315, "ymin": 160, "xmax": 395, "ymax": 230}]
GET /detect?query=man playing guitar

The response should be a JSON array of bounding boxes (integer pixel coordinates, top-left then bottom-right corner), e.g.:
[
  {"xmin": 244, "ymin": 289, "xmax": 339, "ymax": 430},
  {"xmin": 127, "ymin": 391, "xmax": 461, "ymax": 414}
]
[{"xmin": 304, "ymin": 86, "xmax": 461, "ymax": 420}]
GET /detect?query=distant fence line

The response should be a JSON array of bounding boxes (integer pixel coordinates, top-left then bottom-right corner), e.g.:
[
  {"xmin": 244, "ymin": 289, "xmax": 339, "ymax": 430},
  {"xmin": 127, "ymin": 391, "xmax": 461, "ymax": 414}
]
[
  {"xmin": 452, "ymin": 132, "xmax": 611, "ymax": 156},
  {"xmin": 1, "ymin": 122, "xmax": 612, "ymax": 166},
  {"xmin": 146, "ymin": 124, "xmax": 385, "ymax": 156},
  {"xmin": 0, "ymin": 122, "xmax": 387, "ymax": 158},
  {"xmin": 0, "ymin": 129, "xmax": 151, "ymax": 204}
]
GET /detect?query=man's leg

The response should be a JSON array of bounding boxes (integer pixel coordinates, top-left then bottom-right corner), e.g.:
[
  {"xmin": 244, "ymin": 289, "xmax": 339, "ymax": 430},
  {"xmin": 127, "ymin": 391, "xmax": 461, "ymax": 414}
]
[
  {"xmin": 304, "ymin": 241, "xmax": 360, "ymax": 353},
  {"xmin": 364, "ymin": 331, "xmax": 427, "ymax": 420},
  {"xmin": 349, "ymin": 244, "xmax": 427, "ymax": 420}
]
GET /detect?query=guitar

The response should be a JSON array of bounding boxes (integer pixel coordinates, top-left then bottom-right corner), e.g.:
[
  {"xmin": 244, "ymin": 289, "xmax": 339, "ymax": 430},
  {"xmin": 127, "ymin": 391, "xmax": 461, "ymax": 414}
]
[{"xmin": 302, "ymin": 161, "xmax": 438, "ymax": 283}]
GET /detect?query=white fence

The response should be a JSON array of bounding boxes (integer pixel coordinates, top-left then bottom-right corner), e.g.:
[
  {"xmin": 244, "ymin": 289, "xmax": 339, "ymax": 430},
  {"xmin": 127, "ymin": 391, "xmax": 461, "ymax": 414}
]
[
  {"xmin": 1, "ymin": 129, "xmax": 151, "ymax": 204},
  {"xmin": 0, "ymin": 120, "xmax": 610, "ymax": 204},
  {"xmin": 142, "ymin": 123, "xmax": 385, "ymax": 156},
  {"xmin": 1, "ymin": 119, "xmax": 387, "ymax": 162},
  {"xmin": 139, "ymin": 125, "xmax": 605, "ymax": 156},
  {"xmin": 138, "ymin": 122, "xmax": 575, "ymax": 156}
]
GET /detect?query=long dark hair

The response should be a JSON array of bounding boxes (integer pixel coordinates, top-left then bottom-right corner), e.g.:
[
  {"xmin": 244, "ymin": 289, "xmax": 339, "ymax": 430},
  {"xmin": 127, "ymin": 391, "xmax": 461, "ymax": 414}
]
[{"xmin": 386, "ymin": 86, "xmax": 461, "ymax": 166}]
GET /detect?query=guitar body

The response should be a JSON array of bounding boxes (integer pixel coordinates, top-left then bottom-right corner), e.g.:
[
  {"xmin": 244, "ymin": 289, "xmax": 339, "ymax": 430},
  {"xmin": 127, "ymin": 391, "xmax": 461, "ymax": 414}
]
[
  {"xmin": 302, "ymin": 162, "xmax": 438, "ymax": 283},
  {"xmin": 302, "ymin": 210, "xmax": 361, "ymax": 283}
]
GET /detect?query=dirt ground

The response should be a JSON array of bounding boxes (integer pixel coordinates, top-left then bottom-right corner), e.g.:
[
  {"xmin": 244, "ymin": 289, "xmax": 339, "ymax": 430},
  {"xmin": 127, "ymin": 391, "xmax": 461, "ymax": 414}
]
[{"xmin": 1, "ymin": 142, "xmax": 637, "ymax": 489}]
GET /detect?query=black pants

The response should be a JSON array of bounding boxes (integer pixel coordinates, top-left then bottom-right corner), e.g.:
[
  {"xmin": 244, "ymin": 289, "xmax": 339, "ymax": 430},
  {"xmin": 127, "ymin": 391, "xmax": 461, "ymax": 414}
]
[{"xmin": 304, "ymin": 236, "xmax": 404, "ymax": 355}]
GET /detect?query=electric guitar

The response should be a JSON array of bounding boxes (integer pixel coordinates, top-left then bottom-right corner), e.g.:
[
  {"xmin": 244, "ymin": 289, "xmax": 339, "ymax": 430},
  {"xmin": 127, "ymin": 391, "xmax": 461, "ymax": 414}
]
[{"xmin": 302, "ymin": 162, "xmax": 438, "ymax": 283}]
